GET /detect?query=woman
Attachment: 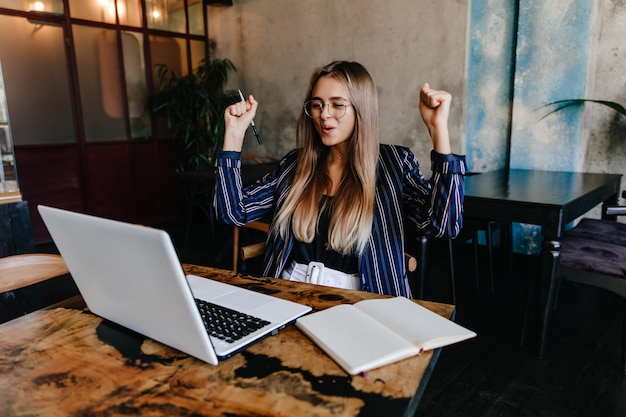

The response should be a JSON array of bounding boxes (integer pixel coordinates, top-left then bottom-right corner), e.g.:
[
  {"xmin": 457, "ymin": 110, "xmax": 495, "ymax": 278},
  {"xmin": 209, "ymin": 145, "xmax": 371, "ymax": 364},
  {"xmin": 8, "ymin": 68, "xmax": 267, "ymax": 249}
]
[{"xmin": 214, "ymin": 61, "xmax": 465, "ymax": 297}]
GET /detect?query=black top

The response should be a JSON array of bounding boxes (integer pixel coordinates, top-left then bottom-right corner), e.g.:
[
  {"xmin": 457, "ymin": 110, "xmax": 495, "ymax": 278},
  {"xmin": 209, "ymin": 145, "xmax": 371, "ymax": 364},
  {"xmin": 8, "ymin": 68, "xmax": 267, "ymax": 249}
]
[{"xmin": 291, "ymin": 195, "xmax": 359, "ymax": 274}]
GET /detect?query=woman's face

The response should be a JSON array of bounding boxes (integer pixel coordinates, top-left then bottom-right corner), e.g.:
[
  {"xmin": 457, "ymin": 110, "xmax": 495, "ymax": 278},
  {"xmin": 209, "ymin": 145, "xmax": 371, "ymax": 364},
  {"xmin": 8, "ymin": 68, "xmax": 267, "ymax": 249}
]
[{"xmin": 309, "ymin": 76, "xmax": 356, "ymax": 148}]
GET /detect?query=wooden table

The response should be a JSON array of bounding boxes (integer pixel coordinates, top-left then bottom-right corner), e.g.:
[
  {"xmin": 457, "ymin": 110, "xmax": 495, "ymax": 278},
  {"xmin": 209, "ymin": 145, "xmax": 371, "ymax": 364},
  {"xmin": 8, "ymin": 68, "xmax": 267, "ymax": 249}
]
[
  {"xmin": 464, "ymin": 168, "xmax": 622, "ymax": 358},
  {"xmin": 0, "ymin": 264, "xmax": 454, "ymax": 417}
]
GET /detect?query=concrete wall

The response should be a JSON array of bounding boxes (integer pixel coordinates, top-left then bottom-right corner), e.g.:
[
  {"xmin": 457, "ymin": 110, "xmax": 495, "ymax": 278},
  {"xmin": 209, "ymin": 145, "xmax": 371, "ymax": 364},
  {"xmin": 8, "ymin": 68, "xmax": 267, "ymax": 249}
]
[
  {"xmin": 209, "ymin": 0, "xmax": 626, "ymax": 253},
  {"xmin": 510, "ymin": 0, "xmax": 593, "ymax": 171},
  {"xmin": 508, "ymin": 0, "xmax": 625, "ymax": 193},
  {"xmin": 584, "ymin": 0, "xmax": 626, "ymax": 187},
  {"xmin": 208, "ymin": 0, "xmax": 469, "ymax": 164}
]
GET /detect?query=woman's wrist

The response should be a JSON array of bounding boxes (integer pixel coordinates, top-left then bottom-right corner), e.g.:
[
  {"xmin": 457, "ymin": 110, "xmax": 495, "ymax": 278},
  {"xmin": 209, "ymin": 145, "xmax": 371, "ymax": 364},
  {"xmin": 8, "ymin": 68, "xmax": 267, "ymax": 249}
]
[
  {"xmin": 222, "ymin": 133, "xmax": 244, "ymax": 152},
  {"xmin": 430, "ymin": 127, "xmax": 451, "ymax": 154}
]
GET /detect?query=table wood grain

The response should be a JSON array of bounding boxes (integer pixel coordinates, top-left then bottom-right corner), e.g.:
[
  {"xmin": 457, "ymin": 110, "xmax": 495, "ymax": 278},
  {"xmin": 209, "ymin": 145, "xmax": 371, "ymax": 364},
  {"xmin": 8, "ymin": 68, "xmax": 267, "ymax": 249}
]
[{"xmin": 0, "ymin": 265, "xmax": 454, "ymax": 417}]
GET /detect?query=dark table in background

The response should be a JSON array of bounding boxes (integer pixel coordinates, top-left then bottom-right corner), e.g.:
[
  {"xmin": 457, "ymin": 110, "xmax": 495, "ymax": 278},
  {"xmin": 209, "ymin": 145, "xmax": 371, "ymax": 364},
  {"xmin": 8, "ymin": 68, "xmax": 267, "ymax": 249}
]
[
  {"xmin": 174, "ymin": 161, "xmax": 279, "ymax": 187},
  {"xmin": 463, "ymin": 168, "xmax": 622, "ymax": 359},
  {"xmin": 173, "ymin": 162, "xmax": 279, "ymax": 251}
]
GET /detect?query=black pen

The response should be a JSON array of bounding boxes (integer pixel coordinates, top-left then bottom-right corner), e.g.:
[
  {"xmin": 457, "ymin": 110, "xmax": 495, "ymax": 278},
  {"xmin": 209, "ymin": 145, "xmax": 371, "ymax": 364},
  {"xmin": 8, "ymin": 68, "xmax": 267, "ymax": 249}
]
[{"xmin": 238, "ymin": 89, "xmax": 262, "ymax": 145}]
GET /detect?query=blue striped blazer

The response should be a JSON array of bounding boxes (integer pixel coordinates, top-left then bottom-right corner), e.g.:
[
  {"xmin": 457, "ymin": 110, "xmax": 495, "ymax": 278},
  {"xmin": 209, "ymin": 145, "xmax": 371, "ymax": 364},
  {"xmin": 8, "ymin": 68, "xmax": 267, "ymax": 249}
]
[{"xmin": 213, "ymin": 144, "xmax": 465, "ymax": 297}]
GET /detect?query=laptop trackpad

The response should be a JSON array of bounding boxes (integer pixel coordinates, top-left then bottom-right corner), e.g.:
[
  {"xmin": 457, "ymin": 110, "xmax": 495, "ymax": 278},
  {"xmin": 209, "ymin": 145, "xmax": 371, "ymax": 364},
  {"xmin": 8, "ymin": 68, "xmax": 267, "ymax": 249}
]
[{"xmin": 215, "ymin": 291, "xmax": 271, "ymax": 312}]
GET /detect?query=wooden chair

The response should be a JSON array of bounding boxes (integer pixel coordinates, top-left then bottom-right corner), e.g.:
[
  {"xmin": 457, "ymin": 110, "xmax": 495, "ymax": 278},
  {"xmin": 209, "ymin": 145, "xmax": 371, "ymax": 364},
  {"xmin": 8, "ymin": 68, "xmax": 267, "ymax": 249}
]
[
  {"xmin": 233, "ymin": 221, "xmax": 270, "ymax": 272},
  {"xmin": 230, "ymin": 153, "xmax": 279, "ymax": 272},
  {"xmin": 556, "ymin": 198, "xmax": 626, "ymax": 374},
  {"xmin": 0, "ymin": 253, "xmax": 70, "ymax": 320},
  {"xmin": 233, "ymin": 221, "xmax": 418, "ymax": 281},
  {"xmin": 0, "ymin": 253, "xmax": 69, "ymax": 293}
]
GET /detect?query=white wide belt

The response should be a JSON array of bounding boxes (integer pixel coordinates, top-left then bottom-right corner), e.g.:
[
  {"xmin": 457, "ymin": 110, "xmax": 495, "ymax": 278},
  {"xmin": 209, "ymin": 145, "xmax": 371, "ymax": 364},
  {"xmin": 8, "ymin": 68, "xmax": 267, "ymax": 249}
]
[{"xmin": 281, "ymin": 260, "xmax": 362, "ymax": 291}]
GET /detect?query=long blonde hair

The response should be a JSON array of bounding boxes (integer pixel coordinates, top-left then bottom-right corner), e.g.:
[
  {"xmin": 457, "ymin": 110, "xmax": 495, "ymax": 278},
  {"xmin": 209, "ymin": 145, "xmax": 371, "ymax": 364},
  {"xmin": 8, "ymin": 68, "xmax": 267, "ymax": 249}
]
[{"xmin": 273, "ymin": 61, "xmax": 380, "ymax": 255}]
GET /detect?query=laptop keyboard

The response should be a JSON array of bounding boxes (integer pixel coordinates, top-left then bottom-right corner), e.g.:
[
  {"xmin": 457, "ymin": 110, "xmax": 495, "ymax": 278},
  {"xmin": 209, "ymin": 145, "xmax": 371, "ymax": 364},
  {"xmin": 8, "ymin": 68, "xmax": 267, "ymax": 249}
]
[{"xmin": 195, "ymin": 299, "xmax": 271, "ymax": 344}]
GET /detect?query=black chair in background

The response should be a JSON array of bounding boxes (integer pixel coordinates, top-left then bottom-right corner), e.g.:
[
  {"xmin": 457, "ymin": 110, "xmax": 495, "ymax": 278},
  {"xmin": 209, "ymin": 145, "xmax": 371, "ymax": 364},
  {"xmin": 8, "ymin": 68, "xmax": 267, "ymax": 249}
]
[
  {"xmin": 557, "ymin": 195, "xmax": 626, "ymax": 375},
  {"xmin": 233, "ymin": 220, "xmax": 270, "ymax": 273},
  {"xmin": 412, "ymin": 170, "xmax": 513, "ymax": 304},
  {"xmin": 414, "ymin": 220, "xmax": 512, "ymax": 305}
]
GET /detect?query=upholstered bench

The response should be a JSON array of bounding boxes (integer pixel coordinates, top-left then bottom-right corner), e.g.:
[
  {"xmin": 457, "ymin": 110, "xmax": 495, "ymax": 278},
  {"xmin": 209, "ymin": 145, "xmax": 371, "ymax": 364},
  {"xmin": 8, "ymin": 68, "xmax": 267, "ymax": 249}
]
[
  {"xmin": 558, "ymin": 219, "xmax": 626, "ymax": 374},
  {"xmin": 564, "ymin": 218, "xmax": 626, "ymax": 247},
  {"xmin": 560, "ymin": 234, "xmax": 626, "ymax": 279}
]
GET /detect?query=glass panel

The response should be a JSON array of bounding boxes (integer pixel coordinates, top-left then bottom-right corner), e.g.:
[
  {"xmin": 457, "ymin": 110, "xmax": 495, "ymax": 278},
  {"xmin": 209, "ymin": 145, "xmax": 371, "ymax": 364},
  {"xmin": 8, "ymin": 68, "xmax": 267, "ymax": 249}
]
[
  {"xmin": 190, "ymin": 40, "xmax": 206, "ymax": 70},
  {"xmin": 68, "ymin": 0, "xmax": 142, "ymax": 26},
  {"xmin": 121, "ymin": 31, "xmax": 151, "ymax": 139},
  {"xmin": 73, "ymin": 25, "xmax": 126, "ymax": 141},
  {"xmin": 167, "ymin": 0, "xmax": 186, "ymax": 33},
  {"xmin": 146, "ymin": 0, "xmax": 169, "ymax": 30},
  {"xmin": 188, "ymin": 0, "xmax": 204, "ymax": 35},
  {"xmin": 0, "ymin": 15, "xmax": 75, "ymax": 145},
  {"xmin": 118, "ymin": 0, "xmax": 142, "ymax": 27},
  {"xmin": 69, "ymin": 0, "xmax": 116, "ymax": 24},
  {"xmin": 146, "ymin": 0, "xmax": 186, "ymax": 33},
  {"xmin": 149, "ymin": 35, "xmax": 187, "ymax": 139},
  {"xmin": 0, "ymin": 60, "xmax": 20, "ymax": 200},
  {"xmin": 150, "ymin": 35, "xmax": 188, "ymax": 83},
  {"xmin": 0, "ymin": 0, "xmax": 63, "ymax": 13}
]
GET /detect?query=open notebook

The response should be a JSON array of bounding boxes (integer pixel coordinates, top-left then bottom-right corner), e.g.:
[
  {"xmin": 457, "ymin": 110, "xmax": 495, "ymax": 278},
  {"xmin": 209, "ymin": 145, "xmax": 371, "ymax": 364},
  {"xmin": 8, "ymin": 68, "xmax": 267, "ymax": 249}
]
[
  {"xmin": 296, "ymin": 296, "xmax": 476, "ymax": 375},
  {"xmin": 38, "ymin": 205, "xmax": 311, "ymax": 365}
]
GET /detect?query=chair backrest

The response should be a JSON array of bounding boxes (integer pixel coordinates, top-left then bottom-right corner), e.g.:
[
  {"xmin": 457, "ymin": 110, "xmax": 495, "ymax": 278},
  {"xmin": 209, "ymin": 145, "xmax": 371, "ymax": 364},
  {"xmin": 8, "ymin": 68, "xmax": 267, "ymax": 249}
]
[
  {"xmin": 233, "ymin": 221, "xmax": 270, "ymax": 272},
  {"xmin": 560, "ymin": 219, "xmax": 626, "ymax": 291},
  {"xmin": 231, "ymin": 155, "xmax": 279, "ymax": 272},
  {"xmin": 405, "ymin": 253, "xmax": 417, "ymax": 273},
  {"xmin": 0, "ymin": 253, "xmax": 69, "ymax": 293},
  {"xmin": 558, "ymin": 214, "xmax": 626, "ymax": 375}
]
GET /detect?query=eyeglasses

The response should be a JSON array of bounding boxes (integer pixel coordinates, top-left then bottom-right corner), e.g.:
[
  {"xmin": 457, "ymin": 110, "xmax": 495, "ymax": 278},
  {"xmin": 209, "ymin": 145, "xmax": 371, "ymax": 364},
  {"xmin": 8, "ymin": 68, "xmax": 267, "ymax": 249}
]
[{"xmin": 304, "ymin": 99, "xmax": 352, "ymax": 119}]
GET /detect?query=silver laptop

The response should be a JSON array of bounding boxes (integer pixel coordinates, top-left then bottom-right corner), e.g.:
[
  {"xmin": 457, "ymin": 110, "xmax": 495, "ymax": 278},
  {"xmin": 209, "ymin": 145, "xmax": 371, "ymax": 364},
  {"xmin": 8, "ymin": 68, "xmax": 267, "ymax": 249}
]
[{"xmin": 38, "ymin": 205, "xmax": 311, "ymax": 365}]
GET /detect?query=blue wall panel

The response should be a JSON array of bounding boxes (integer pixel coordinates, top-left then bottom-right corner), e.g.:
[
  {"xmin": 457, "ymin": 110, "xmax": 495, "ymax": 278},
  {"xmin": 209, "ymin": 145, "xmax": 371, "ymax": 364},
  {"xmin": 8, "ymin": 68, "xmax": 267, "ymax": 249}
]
[
  {"xmin": 466, "ymin": 0, "xmax": 517, "ymax": 172},
  {"xmin": 510, "ymin": 0, "xmax": 592, "ymax": 171}
]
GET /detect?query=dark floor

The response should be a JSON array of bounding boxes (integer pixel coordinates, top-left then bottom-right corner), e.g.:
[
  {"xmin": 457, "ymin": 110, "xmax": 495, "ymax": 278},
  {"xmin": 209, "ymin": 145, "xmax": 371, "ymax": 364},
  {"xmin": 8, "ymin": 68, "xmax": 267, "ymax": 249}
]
[
  {"xmin": 13, "ymin": 216, "xmax": 626, "ymax": 417},
  {"xmin": 416, "ymin": 241, "xmax": 626, "ymax": 417}
]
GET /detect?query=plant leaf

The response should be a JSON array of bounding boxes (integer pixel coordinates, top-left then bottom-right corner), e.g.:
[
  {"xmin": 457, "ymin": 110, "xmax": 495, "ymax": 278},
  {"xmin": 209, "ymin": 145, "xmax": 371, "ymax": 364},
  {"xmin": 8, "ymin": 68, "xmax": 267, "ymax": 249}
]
[
  {"xmin": 538, "ymin": 99, "xmax": 626, "ymax": 121},
  {"xmin": 149, "ymin": 56, "xmax": 237, "ymax": 170}
]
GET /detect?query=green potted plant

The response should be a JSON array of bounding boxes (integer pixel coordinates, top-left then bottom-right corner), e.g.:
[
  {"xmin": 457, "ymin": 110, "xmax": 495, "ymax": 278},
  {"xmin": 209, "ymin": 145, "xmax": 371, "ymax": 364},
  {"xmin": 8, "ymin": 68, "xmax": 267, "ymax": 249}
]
[{"xmin": 151, "ymin": 53, "xmax": 238, "ymax": 171}]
